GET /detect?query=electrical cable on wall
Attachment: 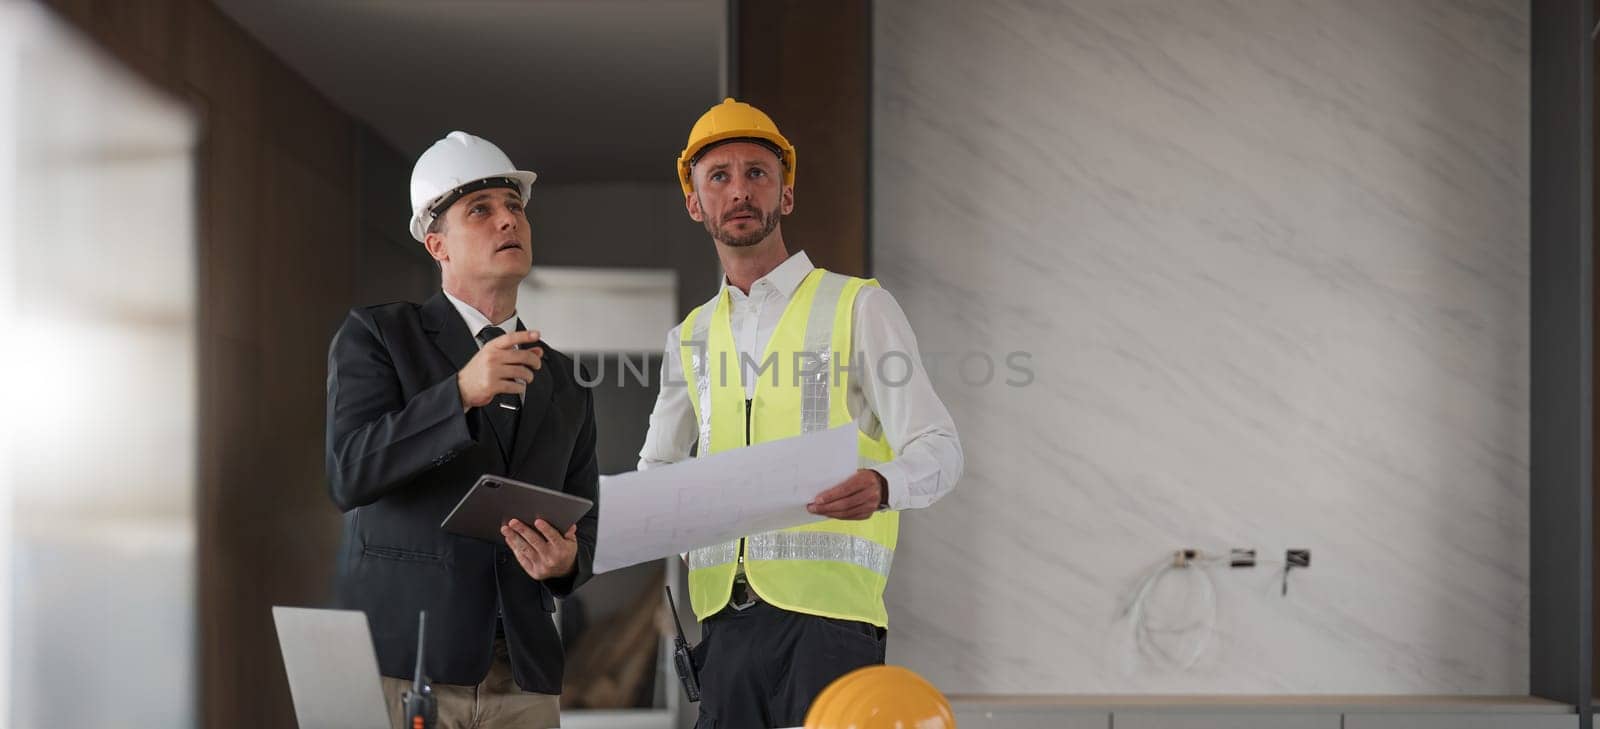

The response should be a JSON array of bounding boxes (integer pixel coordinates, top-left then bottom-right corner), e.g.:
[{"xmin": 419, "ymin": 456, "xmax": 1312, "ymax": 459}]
[
  {"xmin": 1120, "ymin": 549, "xmax": 1296, "ymax": 672},
  {"xmin": 1121, "ymin": 550, "xmax": 1219, "ymax": 672}
]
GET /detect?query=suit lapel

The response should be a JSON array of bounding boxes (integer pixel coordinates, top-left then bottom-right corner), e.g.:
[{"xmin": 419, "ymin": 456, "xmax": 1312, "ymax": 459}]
[
  {"xmin": 421, "ymin": 292, "xmax": 513, "ymax": 465},
  {"xmin": 509, "ymin": 323, "xmax": 558, "ymax": 475},
  {"xmin": 509, "ymin": 363, "xmax": 556, "ymax": 475},
  {"xmin": 421, "ymin": 291, "xmax": 479, "ymax": 372}
]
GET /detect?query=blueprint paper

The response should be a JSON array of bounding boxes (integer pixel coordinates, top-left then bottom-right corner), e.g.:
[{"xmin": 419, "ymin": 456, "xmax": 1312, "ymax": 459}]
[{"xmin": 592, "ymin": 425, "xmax": 859, "ymax": 574}]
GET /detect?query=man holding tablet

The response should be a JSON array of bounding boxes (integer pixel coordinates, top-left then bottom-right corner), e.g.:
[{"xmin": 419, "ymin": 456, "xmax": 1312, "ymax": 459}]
[{"xmin": 324, "ymin": 131, "xmax": 598, "ymax": 729}]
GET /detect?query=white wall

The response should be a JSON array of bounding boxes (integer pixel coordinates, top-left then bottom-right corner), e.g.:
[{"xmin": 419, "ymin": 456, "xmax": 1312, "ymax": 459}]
[
  {"xmin": 875, "ymin": 0, "xmax": 1529, "ymax": 694},
  {"xmin": 1, "ymin": 3, "xmax": 198, "ymax": 726}
]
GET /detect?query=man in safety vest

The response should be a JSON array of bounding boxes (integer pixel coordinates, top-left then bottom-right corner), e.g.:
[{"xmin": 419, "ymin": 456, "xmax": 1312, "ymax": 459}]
[{"xmin": 638, "ymin": 98, "xmax": 964, "ymax": 728}]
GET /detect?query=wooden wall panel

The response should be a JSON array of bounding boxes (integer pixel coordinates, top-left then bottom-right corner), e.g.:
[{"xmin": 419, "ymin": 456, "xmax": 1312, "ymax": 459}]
[
  {"xmin": 734, "ymin": 0, "xmax": 870, "ymax": 276},
  {"xmin": 37, "ymin": 1, "xmax": 437, "ymax": 727}
]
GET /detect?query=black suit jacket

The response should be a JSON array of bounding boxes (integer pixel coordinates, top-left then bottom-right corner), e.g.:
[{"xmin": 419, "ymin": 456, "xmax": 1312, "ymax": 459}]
[{"xmin": 325, "ymin": 291, "xmax": 598, "ymax": 693}]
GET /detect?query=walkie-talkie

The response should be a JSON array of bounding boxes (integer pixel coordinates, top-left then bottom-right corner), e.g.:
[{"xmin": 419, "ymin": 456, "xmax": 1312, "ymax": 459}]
[
  {"xmin": 401, "ymin": 611, "xmax": 438, "ymax": 729},
  {"xmin": 665, "ymin": 586, "xmax": 701, "ymax": 702}
]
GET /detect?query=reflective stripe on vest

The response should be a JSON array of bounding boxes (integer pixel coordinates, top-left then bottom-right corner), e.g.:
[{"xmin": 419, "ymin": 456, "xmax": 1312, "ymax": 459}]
[
  {"xmin": 688, "ymin": 531, "xmax": 893, "ymax": 577},
  {"xmin": 679, "ymin": 268, "xmax": 898, "ymax": 626}
]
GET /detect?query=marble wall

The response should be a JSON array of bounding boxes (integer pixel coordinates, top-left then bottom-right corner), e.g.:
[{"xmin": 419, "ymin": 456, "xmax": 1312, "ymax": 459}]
[{"xmin": 873, "ymin": 0, "xmax": 1530, "ymax": 693}]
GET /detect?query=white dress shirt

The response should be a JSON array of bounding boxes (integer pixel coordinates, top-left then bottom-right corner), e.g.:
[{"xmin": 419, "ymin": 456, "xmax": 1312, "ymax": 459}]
[
  {"xmin": 637, "ymin": 251, "xmax": 963, "ymax": 511},
  {"xmin": 444, "ymin": 289, "xmax": 526, "ymax": 403}
]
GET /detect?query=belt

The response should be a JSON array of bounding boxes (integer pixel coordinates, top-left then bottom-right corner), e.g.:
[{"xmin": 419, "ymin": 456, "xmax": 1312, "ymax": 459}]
[{"xmin": 729, "ymin": 574, "xmax": 761, "ymax": 611}]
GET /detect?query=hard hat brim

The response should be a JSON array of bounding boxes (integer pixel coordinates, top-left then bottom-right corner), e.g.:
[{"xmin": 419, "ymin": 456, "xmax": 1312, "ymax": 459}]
[
  {"xmin": 677, "ymin": 130, "xmax": 795, "ymax": 196},
  {"xmin": 409, "ymin": 169, "xmax": 537, "ymax": 242}
]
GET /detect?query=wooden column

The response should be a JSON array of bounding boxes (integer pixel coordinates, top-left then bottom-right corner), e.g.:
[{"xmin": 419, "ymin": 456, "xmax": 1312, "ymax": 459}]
[
  {"xmin": 733, "ymin": 0, "xmax": 871, "ymax": 276},
  {"xmin": 1531, "ymin": 0, "xmax": 1594, "ymax": 722}
]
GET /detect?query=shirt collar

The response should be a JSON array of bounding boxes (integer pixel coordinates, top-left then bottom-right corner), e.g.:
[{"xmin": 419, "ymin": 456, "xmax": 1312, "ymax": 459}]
[
  {"xmin": 725, "ymin": 250, "xmax": 815, "ymax": 301},
  {"xmin": 443, "ymin": 289, "xmax": 520, "ymax": 339}
]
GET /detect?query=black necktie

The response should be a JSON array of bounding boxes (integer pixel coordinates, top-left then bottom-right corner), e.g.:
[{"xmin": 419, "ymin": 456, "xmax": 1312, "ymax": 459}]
[{"xmin": 475, "ymin": 325, "xmax": 520, "ymax": 451}]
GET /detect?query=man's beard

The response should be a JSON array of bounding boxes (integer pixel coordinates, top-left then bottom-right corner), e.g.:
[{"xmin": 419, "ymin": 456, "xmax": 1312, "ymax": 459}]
[{"xmin": 706, "ymin": 203, "xmax": 780, "ymax": 248}]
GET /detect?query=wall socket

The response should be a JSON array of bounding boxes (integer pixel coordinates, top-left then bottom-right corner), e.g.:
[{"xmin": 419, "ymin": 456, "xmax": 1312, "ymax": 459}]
[{"xmin": 1282, "ymin": 549, "xmax": 1311, "ymax": 596}]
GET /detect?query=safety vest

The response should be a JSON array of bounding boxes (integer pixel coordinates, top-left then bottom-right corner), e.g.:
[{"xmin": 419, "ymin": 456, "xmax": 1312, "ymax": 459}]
[{"xmin": 679, "ymin": 268, "xmax": 898, "ymax": 627}]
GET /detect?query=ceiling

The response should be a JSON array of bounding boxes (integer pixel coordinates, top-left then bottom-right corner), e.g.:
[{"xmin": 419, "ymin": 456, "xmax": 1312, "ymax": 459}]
[{"xmin": 213, "ymin": 0, "xmax": 725, "ymax": 183}]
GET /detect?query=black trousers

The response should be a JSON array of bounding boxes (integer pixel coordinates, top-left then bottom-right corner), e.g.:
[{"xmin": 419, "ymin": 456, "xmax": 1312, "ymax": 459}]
[{"xmin": 692, "ymin": 602, "xmax": 886, "ymax": 728}]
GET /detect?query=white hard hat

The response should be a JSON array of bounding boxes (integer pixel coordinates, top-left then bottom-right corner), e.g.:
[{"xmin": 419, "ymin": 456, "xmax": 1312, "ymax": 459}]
[{"xmin": 408, "ymin": 131, "xmax": 537, "ymax": 242}]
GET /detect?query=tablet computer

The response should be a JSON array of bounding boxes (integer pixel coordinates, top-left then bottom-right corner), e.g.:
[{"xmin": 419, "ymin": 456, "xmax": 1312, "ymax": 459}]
[{"xmin": 440, "ymin": 474, "xmax": 594, "ymax": 544}]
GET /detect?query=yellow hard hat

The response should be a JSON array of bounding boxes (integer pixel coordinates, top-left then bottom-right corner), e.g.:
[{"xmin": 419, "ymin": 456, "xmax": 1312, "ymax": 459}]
[
  {"xmin": 676, "ymin": 97, "xmax": 797, "ymax": 195},
  {"xmin": 803, "ymin": 665, "xmax": 956, "ymax": 729}
]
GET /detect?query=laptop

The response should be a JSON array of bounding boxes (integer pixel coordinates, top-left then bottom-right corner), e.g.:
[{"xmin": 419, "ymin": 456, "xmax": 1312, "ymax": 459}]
[{"xmin": 272, "ymin": 606, "xmax": 393, "ymax": 729}]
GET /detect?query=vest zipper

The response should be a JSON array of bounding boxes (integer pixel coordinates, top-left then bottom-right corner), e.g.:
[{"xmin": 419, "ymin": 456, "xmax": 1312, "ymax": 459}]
[{"xmin": 739, "ymin": 398, "xmax": 752, "ymax": 569}]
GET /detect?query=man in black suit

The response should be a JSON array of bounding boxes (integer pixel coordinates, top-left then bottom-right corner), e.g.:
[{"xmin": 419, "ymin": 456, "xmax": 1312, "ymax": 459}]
[{"xmin": 325, "ymin": 131, "xmax": 596, "ymax": 729}]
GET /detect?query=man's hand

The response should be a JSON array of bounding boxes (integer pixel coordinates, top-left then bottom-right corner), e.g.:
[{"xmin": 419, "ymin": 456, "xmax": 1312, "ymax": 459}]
[
  {"xmin": 501, "ymin": 518, "xmax": 578, "ymax": 580},
  {"xmin": 458, "ymin": 329, "xmax": 543, "ymax": 409},
  {"xmin": 807, "ymin": 469, "xmax": 888, "ymax": 520}
]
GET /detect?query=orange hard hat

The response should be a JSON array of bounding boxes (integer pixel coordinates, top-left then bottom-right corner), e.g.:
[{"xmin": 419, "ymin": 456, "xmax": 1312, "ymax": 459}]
[
  {"xmin": 676, "ymin": 97, "xmax": 797, "ymax": 196},
  {"xmin": 803, "ymin": 665, "xmax": 955, "ymax": 729}
]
